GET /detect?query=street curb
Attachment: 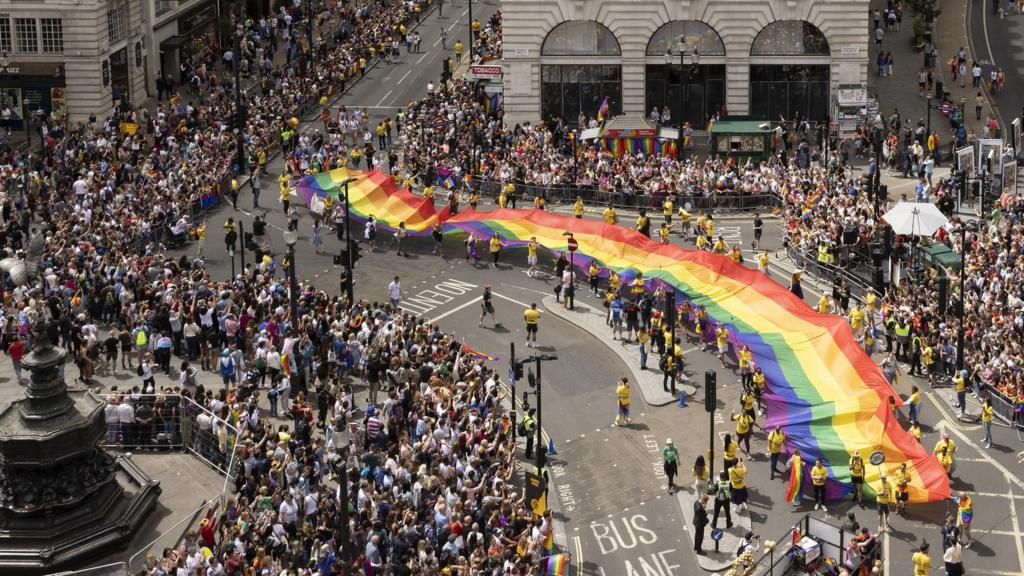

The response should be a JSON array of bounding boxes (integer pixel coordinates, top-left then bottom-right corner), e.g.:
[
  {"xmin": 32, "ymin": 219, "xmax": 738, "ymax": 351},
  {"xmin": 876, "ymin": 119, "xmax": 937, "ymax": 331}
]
[
  {"xmin": 961, "ymin": 0, "xmax": 1007, "ymax": 136},
  {"xmin": 676, "ymin": 484, "xmax": 753, "ymax": 571},
  {"xmin": 540, "ymin": 296, "xmax": 694, "ymax": 407}
]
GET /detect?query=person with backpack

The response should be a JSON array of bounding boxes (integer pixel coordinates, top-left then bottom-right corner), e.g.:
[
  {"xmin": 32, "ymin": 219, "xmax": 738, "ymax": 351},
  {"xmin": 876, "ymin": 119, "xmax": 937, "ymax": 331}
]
[{"xmin": 218, "ymin": 348, "xmax": 236, "ymax": 385}]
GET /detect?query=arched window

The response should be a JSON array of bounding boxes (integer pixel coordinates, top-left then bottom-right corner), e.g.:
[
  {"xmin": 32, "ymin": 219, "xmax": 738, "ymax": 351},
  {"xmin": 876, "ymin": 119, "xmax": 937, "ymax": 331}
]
[
  {"xmin": 542, "ymin": 21, "xmax": 621, "ymax": 56},
  {"xmin": 646, "ymin": 20, "xmax": 725, "ymax": 56},
  {"xmin": 751, "ymin": 21, "xmax": 830, "ymax": 56}
]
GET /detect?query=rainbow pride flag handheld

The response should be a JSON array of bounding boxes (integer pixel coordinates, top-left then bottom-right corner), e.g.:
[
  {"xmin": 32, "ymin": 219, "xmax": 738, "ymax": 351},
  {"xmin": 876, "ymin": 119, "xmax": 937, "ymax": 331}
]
[
  {"xmin": 543, "ymin": 530, "xmax": 555, "ymax": 556},
  {"xmin": 544, "ymin": 553, "xmax": 568, "ymax": 576},
  {"xmin": 785, "ymin": 455, "xmax": 803, "ymax": 503},
  {"xmin": 462, "ymin": 343, "xmax": 497, "ymax": 362},
  {"xmin": 597, "ymin": 97, "xmax": 609, "ymax": 123},
  {"xmin": 296, "ymin": 168, "xmax": 952, "ymax": 504}
]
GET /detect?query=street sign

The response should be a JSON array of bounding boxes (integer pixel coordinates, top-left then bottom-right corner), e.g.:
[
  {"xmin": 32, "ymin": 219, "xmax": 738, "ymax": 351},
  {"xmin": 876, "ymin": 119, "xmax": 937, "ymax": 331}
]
[
  {"xmin": 469, "ymin": 64, "xmax": 502, "ymax": 78},
  {"xmin": 566, "ymin": 237, "xmax": 578, "ymax": 252}
]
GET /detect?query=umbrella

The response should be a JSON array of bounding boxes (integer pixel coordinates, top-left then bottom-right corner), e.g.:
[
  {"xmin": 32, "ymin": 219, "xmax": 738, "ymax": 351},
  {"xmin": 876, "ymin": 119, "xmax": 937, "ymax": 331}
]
[{"xmin": 882, "ymin": 202, "xmax": 949, "ymax": 236}]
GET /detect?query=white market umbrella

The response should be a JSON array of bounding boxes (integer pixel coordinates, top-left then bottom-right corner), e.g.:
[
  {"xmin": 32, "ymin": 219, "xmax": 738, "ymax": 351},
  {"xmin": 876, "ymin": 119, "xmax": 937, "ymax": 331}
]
[{"xmin": 882, "ymin": 202, "xmax": 949, "ymax": 237}]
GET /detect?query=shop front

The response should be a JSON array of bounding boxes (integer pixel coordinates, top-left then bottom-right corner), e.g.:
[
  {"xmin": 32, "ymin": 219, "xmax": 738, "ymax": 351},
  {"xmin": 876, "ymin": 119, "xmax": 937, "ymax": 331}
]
[
  {"xmin": 160, "ymin": 3, "xmax": 219, "ymax": 81},
  {"xmin": 0, "ymin": 61, "xmax": 67, "ymax": 131}
]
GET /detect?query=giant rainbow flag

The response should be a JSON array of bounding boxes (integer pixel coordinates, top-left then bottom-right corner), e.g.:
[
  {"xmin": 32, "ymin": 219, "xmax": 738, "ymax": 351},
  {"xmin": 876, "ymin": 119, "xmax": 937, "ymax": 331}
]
[{"xmin": 297, "ymin": 168, "xmax": 951, "ymax": 503}]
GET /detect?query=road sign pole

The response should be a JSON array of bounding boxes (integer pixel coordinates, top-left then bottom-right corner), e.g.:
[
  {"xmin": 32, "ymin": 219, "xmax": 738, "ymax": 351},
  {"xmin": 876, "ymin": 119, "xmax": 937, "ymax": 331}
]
[{"xmin": 510, "ymin": 342, "xmax": 517, "ymax": 435}]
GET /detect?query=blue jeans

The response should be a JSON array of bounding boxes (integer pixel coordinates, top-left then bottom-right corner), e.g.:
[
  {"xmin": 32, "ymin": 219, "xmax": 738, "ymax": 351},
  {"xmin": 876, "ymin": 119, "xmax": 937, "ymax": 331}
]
[
  {"xmin": 770, "ymin": 453, "xmax": 780, "ymax": 479},
  {"xmin": 639, "ymin": 343, "xmax": 647, "ymax": 369},
  {"xmin": 908, "ymin": 403, "xmax": 918, "ymax": 422},
  {"xmin": 982, "ymin": 420, "xmax": 992, "ymax": 445},
  {"xmin": 957, "ymin": 391, "xmax": 967, "ymax": 413}
]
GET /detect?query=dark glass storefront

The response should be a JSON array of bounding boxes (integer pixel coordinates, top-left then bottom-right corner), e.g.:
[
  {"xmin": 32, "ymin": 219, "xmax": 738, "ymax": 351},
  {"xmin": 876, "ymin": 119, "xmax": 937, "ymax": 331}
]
[
  {"xmin": 749, "ymin": 65, "xmax": 830, "ymax": 122},
  {"xmin": 644, "ymin": 64, "xmax": 725, "ymax": 126},
  {"xmin": 541, "ymin": 65, "xmax": 621, "ymax": 124}
]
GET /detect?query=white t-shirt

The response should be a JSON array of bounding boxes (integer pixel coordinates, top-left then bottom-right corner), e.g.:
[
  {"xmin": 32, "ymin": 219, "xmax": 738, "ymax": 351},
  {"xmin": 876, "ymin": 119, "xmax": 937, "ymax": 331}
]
[{"xmin": 388, "ymin": 281, "xmax": 401, "ymax": 300}]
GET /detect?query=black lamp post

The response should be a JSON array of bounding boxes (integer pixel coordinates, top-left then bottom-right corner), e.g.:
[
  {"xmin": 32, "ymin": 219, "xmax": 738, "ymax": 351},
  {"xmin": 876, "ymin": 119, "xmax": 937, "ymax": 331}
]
[
  {"xmin": 341, "ymin": 177, "xmax": 358, "ymax": 303},
  {"xmin": 284, "ymin": 228, "xmax": 299, "ymax": 325}
]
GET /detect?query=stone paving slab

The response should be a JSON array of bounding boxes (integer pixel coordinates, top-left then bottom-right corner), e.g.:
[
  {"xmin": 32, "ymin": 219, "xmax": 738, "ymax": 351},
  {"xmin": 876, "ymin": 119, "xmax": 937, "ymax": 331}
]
[
  {"xmin": 541, "ymin": 295, "xmax": 695, "ymax": 406},
  {"xmin": 676, "ymin": 483, "xmax": 753, "ymax": 571}
]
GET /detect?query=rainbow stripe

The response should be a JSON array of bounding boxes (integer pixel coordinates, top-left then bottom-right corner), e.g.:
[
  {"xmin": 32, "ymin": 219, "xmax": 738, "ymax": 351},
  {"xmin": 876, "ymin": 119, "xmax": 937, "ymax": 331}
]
[
  {"xmin": 545, "ymin": 554, "xmax": 568, "ymax": 576},
  {"xmin": 296, "ymin": 168, "xmax": 952, "ymax": 503},
  {"xmin": 786, "ymin": 455, "xmax": 803, "ymax": 503}
]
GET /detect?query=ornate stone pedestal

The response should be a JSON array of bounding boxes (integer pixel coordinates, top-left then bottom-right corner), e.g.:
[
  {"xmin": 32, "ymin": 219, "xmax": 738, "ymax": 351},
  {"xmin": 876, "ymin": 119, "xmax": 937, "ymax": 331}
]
[{"xmin": 0, "ymin": 329, "xmax": 160, "ymax": 572}]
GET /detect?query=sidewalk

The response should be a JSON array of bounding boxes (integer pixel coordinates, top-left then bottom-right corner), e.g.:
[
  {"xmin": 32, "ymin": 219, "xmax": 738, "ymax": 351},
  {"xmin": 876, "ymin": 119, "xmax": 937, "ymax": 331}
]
[
  {"xmin": 541, "ymin": 296, "xmax": 695, "ymax": 407},
  {"xmin": 869, "ymin": 0, "xmax": 993, "ymax": 154}
]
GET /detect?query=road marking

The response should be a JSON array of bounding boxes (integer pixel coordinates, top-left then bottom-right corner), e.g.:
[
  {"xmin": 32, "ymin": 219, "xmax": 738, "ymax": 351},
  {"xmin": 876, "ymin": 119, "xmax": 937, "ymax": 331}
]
[
  {"xmin": 1009, "ymin": 487, "xmax": 1024, "ymax": 575},
  {"xmin": 981, "ymin": 0, "xmax": 997, "ymax": 67},
  {"xmin": 575, "ymin": 535, "xmax": 583, "ymax": 576},
  {"xmin": 418, "ymin": 51, "xmax": 431, "ymax": 63},
  {"xmin": 492, "ymin": 291, "xmax": 532, "ymax": 308},
  {"xmin": 426, "ymin": 295, "xmax": 480, "ymax": 322},
  {"xmin": 396, "ymin": 69, "xmax": 412, "ymax": 85},
  {"xmin": 883, "ymin": 525, "xmax": 890, "ymax": 576},
  {"xmin": 925, "ymin": 391, "xmax": 978, "ymax": 431},
  {"xmin": 376, "ymin": 90, "xmax": 393, "ymax": 107},
  {"xmin": 937, "ymin": 421, "xmax": 1024, "ymax": 490}
]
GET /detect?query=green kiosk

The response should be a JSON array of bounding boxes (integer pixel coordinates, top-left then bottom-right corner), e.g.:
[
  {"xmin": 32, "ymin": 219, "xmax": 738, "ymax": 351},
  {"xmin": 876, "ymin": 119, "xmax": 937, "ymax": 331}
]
[{"xmin": 710, "ymin": 116, "xmax": 773, "ymax": 162}]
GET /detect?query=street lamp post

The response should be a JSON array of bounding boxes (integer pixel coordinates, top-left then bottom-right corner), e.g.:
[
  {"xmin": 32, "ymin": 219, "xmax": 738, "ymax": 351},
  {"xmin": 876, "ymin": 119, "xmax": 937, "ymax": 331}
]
[
  {"xmin": 284, "ymin": 228, "xmax": 299, "ymax": 325},
  {"xmin": 520, "ymin": 354, "xmax": 557, "ymax": 474},
  {"xmin": 341, "ymin": 177, "xmax": 358, "ymax": 303}
]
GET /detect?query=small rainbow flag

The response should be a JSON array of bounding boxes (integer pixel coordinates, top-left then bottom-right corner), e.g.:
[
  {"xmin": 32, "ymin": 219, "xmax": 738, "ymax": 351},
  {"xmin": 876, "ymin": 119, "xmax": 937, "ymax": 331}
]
[
  {"xmin": 597, "ymin": 97, "xmax": 610, "ymax": 123},
  {"xmin": 544, "ymin": 554, "xmax": 568, "ymax": 576},
  {"xmin": 462, "ymin": 343, "xmax": 497, "ymax": 362},
  {"xmin": 281, "ymin": 353, "xmax": 291, "ymax": 377},
  {"xmin": 786, "ymin": 455, "xmax": 803, "ymax": 503},
  {"xmin": 543, "ymin": 531, "xmax": 554, "ymax": 556},
  {"xmin": 438, "ymin": 174, "xmax": 456, "ymax": 189}
]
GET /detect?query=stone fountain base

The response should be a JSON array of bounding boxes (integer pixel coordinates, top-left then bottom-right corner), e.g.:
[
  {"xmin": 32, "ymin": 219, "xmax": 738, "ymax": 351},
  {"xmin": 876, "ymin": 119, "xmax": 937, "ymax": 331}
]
[{"xmin": 0, "ymin": 454, "xmax": 160, "ymax": 573}]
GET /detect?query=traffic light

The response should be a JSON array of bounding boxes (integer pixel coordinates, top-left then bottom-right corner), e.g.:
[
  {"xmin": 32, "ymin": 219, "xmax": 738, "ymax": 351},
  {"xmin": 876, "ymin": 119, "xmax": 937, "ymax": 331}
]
[
  {"xmin": 348, "ymin": 239, "xmax": 362, "ymax": 265},
  {"xmin": 527, "ymin": 368, "xmax": 536, "ymax": 388},
  {"xmin": 513, "ymin": 361, "xmax": 524, "ymax": 380},
  {"xmin": 335, "ymin": 249, "xmax": 348, "ymax": 266},
  {"xmin": 704, "ymin": 370, "xmax": 717, "ymax": 413}
]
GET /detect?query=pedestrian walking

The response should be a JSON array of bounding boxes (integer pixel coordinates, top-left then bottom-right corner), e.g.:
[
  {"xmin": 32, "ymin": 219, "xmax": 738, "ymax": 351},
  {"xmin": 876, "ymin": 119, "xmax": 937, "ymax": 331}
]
[
  {"xmin": 729, "ymin": 458, "xmax": 749, "ymax": 512},
  {"xmin": 943, "ymin": 536, "xmax": 964, "ymax": 576},
  {"xmin": 711, "ymin": 470, "xmax": 733, "ymax": 529},
  {"xmin": 311, "ymin": 219, "xmax": 323, "ymax": 254},
  {"xmin": 489, "ymin": 232, "xmax": 503, "ymax": 268},
  {"xmin": 524, "ymin": 302, "xmax": 540, "ymax": 348},
  {"xmin": 395, "ymin": 221, "xmax": 408, "ymax": 256},
  {"xmin": 693, "ymin": 454, "xmax": 709, "ymax": 494},
  {"xmin": 912, "ymin": 541, "xmax": 932, "ymax": 576},
  {"xmin": 431, "ymin": 222, "xmax": 444, "ymax": 256},
  {"xmin": 479, "ymin": 285, "xmax": 497, "ymax": 327},
  {"xmin": 388, "ymin": 276, "xmax": 401, "ymax": 308},
  {"xmin": 876, "ymin": 472, "xmax": 893, "ymax": 532},
  {"xmin": 693, "ymin": 495, "xmax": 709, "ymax": 555},
  {"xmin": 614, "ymin": 377, "xmax": 631, "ymax": 426},
  {"xmin": 956, "ymin": 491, "xmax": 973, "ymax": 546},
  {"xmin": 663, "ymin": 438, "xmax": 679, "ymax": 493},
  {"xmin": 981, "ymin": 397, "xmax": 994, "ymax": 447},
  {"xmin": 767, "ymin": 425, "xmax": 785, "ymax": 479},
  {"xmin": 7, "ymin": 337, "xmax": 25, "ymax": 385}
]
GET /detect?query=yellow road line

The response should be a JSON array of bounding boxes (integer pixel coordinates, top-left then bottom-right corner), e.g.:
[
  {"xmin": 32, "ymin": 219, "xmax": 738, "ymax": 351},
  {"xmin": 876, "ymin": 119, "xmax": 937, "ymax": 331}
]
[{"xmin": 574, "ymin": 535, "xmax": 583, "ymax": 576}]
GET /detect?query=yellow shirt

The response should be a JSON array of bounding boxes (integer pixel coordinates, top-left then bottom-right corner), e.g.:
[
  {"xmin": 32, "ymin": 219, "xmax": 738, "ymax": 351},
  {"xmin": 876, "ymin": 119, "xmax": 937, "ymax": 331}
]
[
  {"xmin": 752, "ymin": 372, "xmax": 765, "ymax": 391},
  {"xmin": 982, "ymin": 404, "xmax": 994, "ymax": 422},
  {"xmin": 910, "ymin": 423, "xmax": 922, "ymax": 439},
  {"xmin": 705, "ymin": 219, "xmax": 715, "ymax": 237},
  {"xmin": 912, "ymin": 552, "xmax": 931, "ymax": 576},
  {"xmin": 758, "ymin": 252, "xmax": 769, "ymax": 270},
  {"xmin": 811, "ymin": 464, "xmax": 827, "ymax": 486},
  {"xmin": 602, "ymin": 207, "xmax": 617, "ymax": 224},
  {"xmin": 195, "ymin": 224, "xmax": 206, "ymax": 240},
  {"xmin": 489, "ymin": 238, "xmax": 501, "ymax": 254},
  {"xmin": 849, "ymin": 456, "xmax": 864, "ymax": 478},
  {"xmin": 739, "ymin": 349, "xmax": 752, "ymax": 369},
  {"xmin": 817, "ymin": 296, "xmax": 830, "ymax": 314},
  {"xmin": 876, "ymin": 480, "xmax": 892, "ymax": 503},
  {"xmin": 712, "ymin": 239, "xmax": 727, "ymax": 253},
  {"xmin": 696, "ymin": 235, "xmax": 708, "ymax": 250},
  {"xmin": 659, "ymin": 226, "xmax": 670, "ymax": 242},
  {"xmin": 278, "ymin": 173, "xmax": 290, "ymax": 193},
  {"xmin": 767, "ymin": 430, "xmax": 785, "ymax": 454},
  {"xmin": 729, "ymin": 463, "xmax": 747, "ymax": 489},
  {"xmin": 616, "ymin": 384, "xmax": 631, "ymax": 405},
  {"xmin": 866, "ymin": 292, "xmax": 877, "ymax": 311},
  {"xmin": 740, "ymin": 391, "xmax": 754, "ymax": 411},
  {"xmin": 850, "ymin": 307, "xmax": 865, "ymax": 328},
  {"xmin": 609, "ymin": 274, "xmax": 621, "ymax": 293},
  {"xmin": 528, "ymin": 241, "xmax": 537, "ymax": 258},
  {"xmin": 663, "ymin": 200, "xmax": 673, "ymax": 217},
  {"xmin": 922, "ymin": 347, "xmax": 933, "ymax": 366},
  {"xmin": 680, "ymin": 208, "xmax": 690, "ymax": 223},
  {"xmin": 724, "ymin": 440, "xmax": 738, "ymax": 461},
  {"xmin": 733, "ymin": 413, "xmax": 753, "ymax": 435},
  {"xmin": 574, "ymin": 200, "xmax": 584, "ymax": 217},
  {"xmin": 588, "ymin": 263, "xmax": 598, "ymax": 278},
  {"xmin": 524, "ymin": 308, "xmax": 541, "ymax": 325},
  {"xmin": 953, "ymin": 374, "xmax": 965, "ymax": 392},
  {"xmin": 423, "ymin": 186, "xmax": 434, "ymax": 199},
  {"xmin": 729, "ymin": 248, "xmax": 741, "ymax": 263},
  {"xmin": 716, "ymin": 327, "xmax": 729, "ymax": 347},
  {"xmin": 934, "ymin": 439, "xmax": 957, "ymax": 458}
]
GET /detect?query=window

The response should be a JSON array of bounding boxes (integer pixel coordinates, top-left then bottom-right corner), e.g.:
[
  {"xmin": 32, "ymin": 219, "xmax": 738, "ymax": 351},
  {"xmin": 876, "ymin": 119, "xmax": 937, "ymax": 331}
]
[
  {"xmin": 15, "ymin": 18, "xmax": 37, "ymax": 53},
  {"xmin": 108, "ymin": 2, "xmax": 128, "ymax": 44},
  {"xmin": 541, "ymin": 21, "xmax": 620, "ymax": 56},
  {"xmin": 541, "ymin": 64, "xmax": 621, "ymax": 123},
  {"xmin": 647, "ymin": 21, "xmax": 726, "ymax": 56},
  {"xmin": 40, "ymin": 18, "xmax": 62, "ymax": 53},
  {"xmin": 0, "ymin": 18, "xmax": 11, "ymax": 54},
  {"xmin": 751, "ymin": 21, "xmax": 830, "ymax": 56},
  {"xmin": 749, "ymin": 64, "xmax": 830, "ymax": 121}
]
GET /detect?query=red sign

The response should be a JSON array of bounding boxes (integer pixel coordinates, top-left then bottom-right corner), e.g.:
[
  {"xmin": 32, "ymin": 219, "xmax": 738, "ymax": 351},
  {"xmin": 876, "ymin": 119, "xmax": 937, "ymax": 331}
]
[
  {"xmin": 469, "ymin": 65, "xmax": 502, "ymax": 78},
  {"xmin": 566, "ymin": 237, "xmax": 579, "ymax": 252}
]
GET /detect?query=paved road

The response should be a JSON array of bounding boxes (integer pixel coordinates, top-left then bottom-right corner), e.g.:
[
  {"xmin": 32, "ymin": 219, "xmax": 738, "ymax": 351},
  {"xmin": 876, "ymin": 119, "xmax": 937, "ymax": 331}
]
[{"xmin": 969, "ymin": 0, "xmax": 1024, "ymax": 134}]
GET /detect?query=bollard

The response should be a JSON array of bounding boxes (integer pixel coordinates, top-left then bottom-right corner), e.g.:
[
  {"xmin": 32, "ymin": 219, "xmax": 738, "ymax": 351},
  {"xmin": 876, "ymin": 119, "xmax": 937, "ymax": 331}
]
[
  {"xmin": 679, "ymin": 391, "xmax": 687, "ymax": 407},
  {"xmin": 547, "ymin": 438, "xmax": 557, "ymax": 455}
]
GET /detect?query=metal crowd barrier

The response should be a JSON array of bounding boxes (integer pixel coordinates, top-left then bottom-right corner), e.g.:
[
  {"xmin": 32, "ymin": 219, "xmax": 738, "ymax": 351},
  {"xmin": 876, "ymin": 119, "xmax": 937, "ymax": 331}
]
[
  {"xmin": 749, "ymin": 514, "xmax": 879, "ymax": 576},
  {"xmin": 782, "ymin": 241, "xmax": 876, "ymax": 303},
  {"xmin": 101, "ymin": 393, "xmax": 239, "ymax": 480},
  {"xmin": 126, "ymin": 499, "xmax": 211, "ymax": 574},
  {"xmin": 471, "ymin": 178, "xmax": 779, "ymax": 213},
  {"xmin": 983, "ymin": 385, "xmax": 1023, "ymax": 428},
  {"xmin": 45, "ymin": 562, "xmax": 127, "ymax": 576}
]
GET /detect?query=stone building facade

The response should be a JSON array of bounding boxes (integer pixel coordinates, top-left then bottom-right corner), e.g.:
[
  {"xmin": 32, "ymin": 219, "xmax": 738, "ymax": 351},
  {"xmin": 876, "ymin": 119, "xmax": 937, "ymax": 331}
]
[{"xmin": 502, "ymin": 0, "xmax": 869, "ymax": 128}]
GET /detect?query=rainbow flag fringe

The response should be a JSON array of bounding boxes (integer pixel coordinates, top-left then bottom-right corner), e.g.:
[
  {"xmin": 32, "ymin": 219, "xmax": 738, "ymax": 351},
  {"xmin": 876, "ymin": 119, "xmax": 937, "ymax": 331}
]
[
  {"xmin": 295, "ymin": 168, "xmax": 952, "ymax": 504},
  {"xmin": 545, "ymin": 554, "xmax": 568, "ymax": 576}
]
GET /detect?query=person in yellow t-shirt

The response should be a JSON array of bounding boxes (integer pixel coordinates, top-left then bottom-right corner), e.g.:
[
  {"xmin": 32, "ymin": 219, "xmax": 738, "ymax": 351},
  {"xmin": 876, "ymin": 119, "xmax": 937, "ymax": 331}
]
[
  {"xmin": 729, "ymin": 245, "xmax": 742, "ymax": 263},
  {"xmin": 679, "ymin": 207, "xmax": 691, "ymax": 239},
  {"xmin": 895, "ymin": 462, "xmax": 911, "ymax": 515},
  {"xmin": 757, "ymin": 251, "xmax": 770, "ymax": 274},
  {"xmin": 662, "ymin": 198, "xmax": 673, "ymax": 224},
  {"xmin": 488, "ymin": 233, "xmax": 503, "ymax": 268},
  {"xmin": 696, "ymin": 233, "xmax": 709, "ymax": 251},
  {"xmin": 981, "ymin": 397, "xmax": 994, "ymax": 447},
  {"xmin": 953, "ymin": 369, "xmax": 967, "ymax": 415},
  {"xmin": 911, "ymin": 542, "xmax": 931, "ymax": 576},
  {"xmin": 934, "ymin": 435, "xmax": 957, "ymax": 475},
  {"xmin": 609, "ymin": 271, "xmax": 621, "ymax": 295},
  {"xmin": 751, "ymin": 367, "xmax": 766, "ymax": 412},
  {"xmin": 527, "ymin": 237, "xmax": 538, "ymax": 278},
  {"xmin": 731, "ymin": 411, "xmax": 754, "ymax": 455},
  {"xmin": 909, "ymin": 420, "xmax": 922, "ymax": 440},
  {"xmin": 877, "ymin": 472, "xmax": 893, "ymax": 531},
  {"xmin": 738, "ymin": 345, "xmax": 754, "ymax": 390},
  {"xmin": 573, "ymin": 197, "xmax": 584, "ymax": 218},
  {"xmin": 729, "ymin": 459, "xmax": 749, "ymax": 511},
  {"xmin": 705, "ymin": 216, "xmax": 715, "ymax": 238},
  {"xmin": 817, "ymin": 294, "xmax": 831, "ymax": 314},
  {"xmin": 602, "ymin": 204, "xmax": 617, "ymax": 225},
  {"xmin": 615, "ymin": 377, "xmax": 631, "ymax": 426},
  {"xmin": 712, "ymin": 236, "xmax": 727, "ymax": 254},
  {"xmin": 658, "ymin": 222, "xmax": 671, "ymax": 244},
  {"xmin": 523, "ymin": 303, "xmax": 541, "ymax": 347},
  {"xmin": 588, "ymin": 261, "xmax": 600, "ymax": 295},
  {"xmin": 194, "ymin": 221, "xmax": 206, "ymax": 258},
  {"xmin": 849, "ymin": 450, "xmax": 865, "ymax": 504},
  {"xmin": 767, "ymin": 426, "xmax": 785, "ymax": 479},
  {"xmin": 631, "ymin": 273, "xmax": 645, "ymax": 297},
  {"xmin": 723, "ymin": 434, "xmax": 739, "ymax": 472},
  {"xmin": 715, "ymin": 324, "xmax": 730, "ymax": 366},
  {"xmin": 811, "ymin": 459, "xmax": 828, "ymax": 511},
  {"xmin": 849, "ymin": 304, "xmax": 865, "ymax": 340}
]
